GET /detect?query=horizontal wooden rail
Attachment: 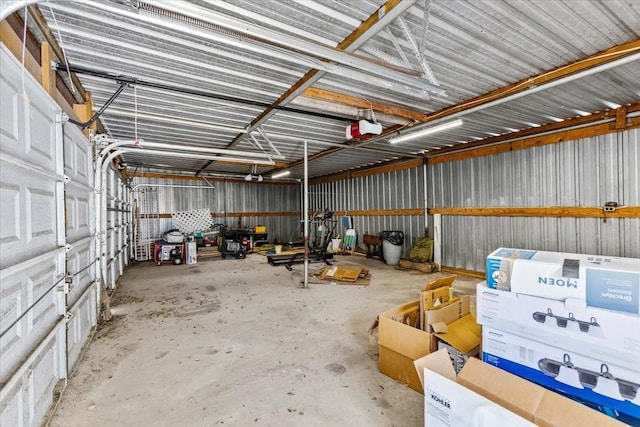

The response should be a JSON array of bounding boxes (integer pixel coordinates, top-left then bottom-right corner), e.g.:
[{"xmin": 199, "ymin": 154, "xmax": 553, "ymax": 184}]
[
  {"xmin": 429, "ymin": 206, "xmax": 640, "ymax": 218},
  {"xmin": 141, "ymin": 206, "xmax": 639, "ymax": 220}
]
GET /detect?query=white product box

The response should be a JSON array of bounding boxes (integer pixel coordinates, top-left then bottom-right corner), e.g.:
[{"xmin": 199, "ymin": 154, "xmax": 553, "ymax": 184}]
[
  {"xmin": 185, "ymin": 241, "xmax": 197, "ymax": 265},
  {"xmin": 482, "ymin": 327, "xmax": 640, "ymax": 421},
  {"xmin": 423, "ymin": 366, "xmax": 534, "ymax": 427},
  {"xmin": 485, "ymin": 248, "xmax": 640, "ymax": 314},
  {"xmin": 476, "ymin": 282, "xmax": 640, "ymax": 372}
]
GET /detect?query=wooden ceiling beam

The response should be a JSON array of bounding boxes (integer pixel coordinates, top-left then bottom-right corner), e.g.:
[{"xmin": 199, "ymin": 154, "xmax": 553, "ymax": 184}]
[
  {"xmin": 429, "ymin": 103, "xmax": 640, "ymax": 156},
  {"xmin": 302, "ymin": 87, "xmax": 429, "ymax": 122}
]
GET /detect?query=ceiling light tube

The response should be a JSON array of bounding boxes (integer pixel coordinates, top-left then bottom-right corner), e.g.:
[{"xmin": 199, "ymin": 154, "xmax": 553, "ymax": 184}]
[
  {"xmin": 119, "ymin": 148, "xmax": 276, "ymax": 165},
  {"xmin": 389, "ymin": 119, "xmax": 464, "ymax": 144},
  {"xmin": 99, "ymin": 139, "xmax": 286, "ymax": 160},
  {"xmin": 271, "ymin": 170, "xmax": 291, "ymax": 179},
  {"xmin": 101, "ymin": 108, "xmax": 248, "ymax": 133}
]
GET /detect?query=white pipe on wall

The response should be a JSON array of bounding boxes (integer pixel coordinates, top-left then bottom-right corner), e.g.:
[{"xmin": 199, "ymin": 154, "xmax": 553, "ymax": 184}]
[
  {"xmin": 423, "ymin": 161, "xmax": 428, "ymax": 238},
  {"xmin": 302, "ymin": 140, "xmax": 309, "ymax": 288},
  {"xmin": 434, "ymin": 214, "xmax": 442, "ymax": 272}
]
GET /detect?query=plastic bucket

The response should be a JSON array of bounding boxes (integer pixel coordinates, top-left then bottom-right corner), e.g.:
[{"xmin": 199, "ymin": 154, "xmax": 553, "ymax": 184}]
[
  {"xmin": 382, "ymin": 240, "xmax": 402, "ymax": 265},
  {"xmin": 331, "ymin": 238, "xmax": 342, "ymax": 252}
]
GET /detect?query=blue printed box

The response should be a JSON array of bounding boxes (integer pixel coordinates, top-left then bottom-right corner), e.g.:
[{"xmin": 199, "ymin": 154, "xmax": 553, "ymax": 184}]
[
  {"xmin": 482, "ymin": 327, "xmax": 640, "ymax": 422},
  {"xmin": 486, "ymin": 248, "xmax": 640, "ymax": 314}
]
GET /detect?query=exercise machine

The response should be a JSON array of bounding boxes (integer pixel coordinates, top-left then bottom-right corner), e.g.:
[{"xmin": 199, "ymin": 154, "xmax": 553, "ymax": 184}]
[{"xmin": 267, "ymin": 209, "xmax": 336, "ymax": 270}]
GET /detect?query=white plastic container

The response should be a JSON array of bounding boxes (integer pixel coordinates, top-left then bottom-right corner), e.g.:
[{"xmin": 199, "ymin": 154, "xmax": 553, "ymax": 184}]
[{"xmin": 382, "ymin": 240, "xmax": 402, "ymax": 265}]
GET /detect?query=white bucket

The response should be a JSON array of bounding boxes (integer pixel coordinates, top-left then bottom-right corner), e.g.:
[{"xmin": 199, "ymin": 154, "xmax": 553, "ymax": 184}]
[
  {"xmin": 382, "ymin": 240, "xmax": 402, "ymax": 265},
  {"xmin": 331, "ymin": 238, "xmax": 342, "ymax": 252}
]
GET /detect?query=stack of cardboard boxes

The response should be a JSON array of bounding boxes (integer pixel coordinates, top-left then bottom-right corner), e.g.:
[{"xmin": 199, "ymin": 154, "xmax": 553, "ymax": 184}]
[
  {"xmin": 478, "ymin": 248, "xmax": 640, "ymax": 424},
  {"xmin": 377, "ymin": 275, "xmax": 481, "ymax": 392},
  {"xmin": 377, "ymin": 267, "xmax": 628, "ymax": 426}
]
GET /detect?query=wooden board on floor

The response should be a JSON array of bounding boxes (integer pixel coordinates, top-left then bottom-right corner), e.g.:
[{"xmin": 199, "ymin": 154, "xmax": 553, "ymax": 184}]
[{"xmin": 311, "ymin": 265, "xmax": 371, "ymax": 285}]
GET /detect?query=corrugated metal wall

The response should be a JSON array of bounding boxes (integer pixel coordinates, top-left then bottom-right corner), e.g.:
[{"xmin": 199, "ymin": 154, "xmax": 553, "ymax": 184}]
[
  {"xmin": 131, "ymin": 130, "xmax": 637, "ymax": 270},
  {"xmin": 132, "ymin": 178, "xmax": 300, "ymax": 246},
  {"xmin": 311, "ymin": 167, "xmax": 427, "ymax": 257},
  {"xmin": 429, "ymin": 130, "xmax": 640, "ymax": 271},
  {"xmin": 309, "ymin": 130, "xmax": 639, "ymax": 272}
]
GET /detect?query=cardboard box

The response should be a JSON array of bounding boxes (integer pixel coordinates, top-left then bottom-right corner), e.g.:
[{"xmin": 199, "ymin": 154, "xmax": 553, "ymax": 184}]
[
  {"xmin": 435, "ymin": 313, "xmax": 482, "ymax": 373},
  {"xmin": 255, "ymin": 225, "xmax": 267, "ymax": 233},
  {"xmin": 378, "ymin": 297, "xmax": 470, "ymax": 392},
  {"xmin": 486, "ymin": 248, "xmax": 640, "ymax": 314},
  {"xmin": 437, "ymin": 341, "xmax": 479, "ymax": 375},
  {"xmin": 421, "ymin": 275, "xmax": 455, "ymax": 309},
  {"xmin": 414, "ymin": 349, "xmax": 626, "ymax": 427},
  {"xmin": 476, "ymin": 282, "xmax": 640, "ymax": 371},
  {"xmin": 482, "ymin": 327, "xmax": 640, "ymax": 420},
  {"xmin": 416, "ymin": 350, "xmax": 535, "ymax": 427},
  {"xmin": 420, "ymin": 275, "xmax": 456, "ymax": 330},
  {"xmin": 185, "ymin": 241, "xmax": 197, "ymax": 265}
]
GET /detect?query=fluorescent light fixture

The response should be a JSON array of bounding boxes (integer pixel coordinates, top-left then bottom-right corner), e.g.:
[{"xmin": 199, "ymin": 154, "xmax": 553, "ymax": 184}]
[
  {"xmin": 215, "ymin": 156, "xmax": 274, "ymax": 166},
  {"xmin": 271, "ymin": 170, "xmax": 291, "ymax": 179},
  {"xmin": 389, "ymin": 119, "xmax": 463, "ymax": 144}
]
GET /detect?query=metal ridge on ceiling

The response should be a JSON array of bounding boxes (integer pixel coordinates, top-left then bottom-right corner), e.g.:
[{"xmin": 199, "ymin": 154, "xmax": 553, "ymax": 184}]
[{"xmin": 4, "ymin": 0, "xmax": 638, "ymax": 179}]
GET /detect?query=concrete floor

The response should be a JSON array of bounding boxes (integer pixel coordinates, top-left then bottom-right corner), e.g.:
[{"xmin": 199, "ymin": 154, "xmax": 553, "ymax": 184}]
[{"xmin": 46, "ymin": 253, "xmax": 480, "ymax": 427}]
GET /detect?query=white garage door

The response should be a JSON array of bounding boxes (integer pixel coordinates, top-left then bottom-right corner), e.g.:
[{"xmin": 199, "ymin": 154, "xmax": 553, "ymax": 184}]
[
  {"xmin": 63, "ymin": 122, "xmax": 98, "ymax": 372},
  {"xmin": 0, "ymin": 44, "xmax": 67, "ymax": 426}
]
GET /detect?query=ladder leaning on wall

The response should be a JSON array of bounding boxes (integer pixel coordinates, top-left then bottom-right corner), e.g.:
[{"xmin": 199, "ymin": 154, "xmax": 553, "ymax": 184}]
[{"xmin": 133, "ymin": 187, "xmax": 159, "ymax": 261}]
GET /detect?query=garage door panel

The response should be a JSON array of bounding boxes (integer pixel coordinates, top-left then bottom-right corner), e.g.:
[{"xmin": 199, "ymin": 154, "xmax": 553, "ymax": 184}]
[
  {"xmin": 0, "ymin": 162, "xmax": 61, "ymax": 270},
  {"xmin": 0, "ymin": 48, "xmax": 60, "ymax": 175},
  {"xmin": 63, "ymin": 124, "xmax": 93, "ymax": 186},
  {"xmin": 26, "ymin": 106, "xmax": 57, "ymax": 166},
  {"xmin": 65, "ymin": 183, "xmax": 93, "ymax": 243},
  {"xmin": 0, "ymin": 373, "xmax": 25, "ymax": 426},
  {"xmin": 0, "ymin": 322, "xmax": 63, "ymax": 427},
  {"xmin": 0, "ymin": 75, "xmax": 21, "ymax": 149},
  {"xmin": 28, "ymin": 187, "xmax": 57, "ymax": 240},
  {"xmin": 29, "ymin": 267, "xmax": 59, "ymax": 329},
  {"xmin": 66, "ymin": 285, "xmax": 96, "ymax": 371},
  {"xmin": 66, "ymin": 237, "xmax": 96, "ymax": 307},
  {"xmin": 0, "ymin": 250, "xmax": 64, "ymax": 385},
  {"xmin": 0, "ymin": 183, "xmax": 20, "ymax": 244},
  {"xmin": 0, "ymin": 282, "xmax": 22, "ymax": 350}
]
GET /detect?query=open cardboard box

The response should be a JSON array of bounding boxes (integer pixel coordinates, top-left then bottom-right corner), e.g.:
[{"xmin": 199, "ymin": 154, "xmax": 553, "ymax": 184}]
[
  {"xmin": 419, "ymin": 275, "xmax": 456, "ymax": 330},
  {"xmin": 434, "ymin": 313, "xmax": 482, "ymax": 373},
  {"xmin": 414, "ymin": 349, "xmax": 625, "ymax": 427},
  {"xmin": 378, "ymin": 296, "xmax": 470, "ymax": 392}
]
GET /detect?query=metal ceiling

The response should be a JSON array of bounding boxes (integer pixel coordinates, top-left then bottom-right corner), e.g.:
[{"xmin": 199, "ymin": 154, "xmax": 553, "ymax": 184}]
[{"xmin": 10, "ymin": 0, "xmax": 640, "ymax": 180}]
